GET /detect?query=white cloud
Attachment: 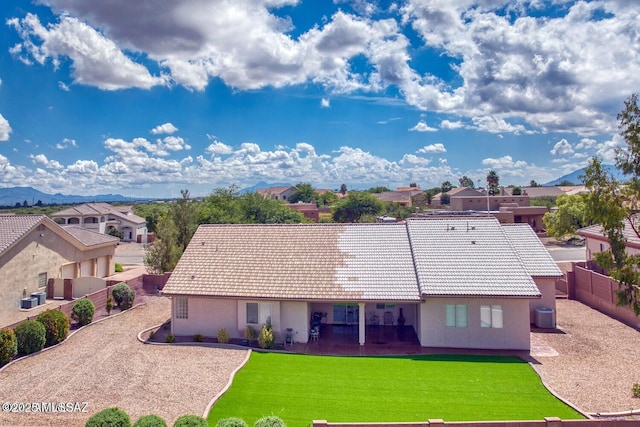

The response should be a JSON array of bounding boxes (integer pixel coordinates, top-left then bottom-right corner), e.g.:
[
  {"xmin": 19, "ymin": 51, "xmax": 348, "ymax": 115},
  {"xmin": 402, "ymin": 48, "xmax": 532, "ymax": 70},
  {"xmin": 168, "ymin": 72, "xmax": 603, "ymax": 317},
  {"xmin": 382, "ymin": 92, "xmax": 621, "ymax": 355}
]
[
  {"xmin": 416, "ymin": 143, "xmax": 446, "ymax": 154},
  {"xmin": 58, "ymin": 81, "xmax": 69, "ymax": 91},
  {"xmin": 596, "ymin": 135, "xmax": 625, "ymax": 162},
  {"xmin": 482, "ymin": 155, "xmax": 528, "ymax": 169},
  {"xmin": 29, "ymin": 153, "xmax": 63, "ymax": 169},
  {"xmin": 550, "ymin": 138, "xmax": 574, "ymax": 156},
  {"xmin": 321, "ymin": 98, "xmax": 330, "ymax": 108},
  {"xmin": 576, "ymin": 137, "xmax": 597, "ymax": 150},
  {"xmin": 0, "ymin": 114, "xmax": 12, "ymax": 141},
  {"xmin": 151, "ymin": 123, "xmax": 179, "ymax": 135},
  {"xmin": 206, "ymin": 140, "xmax": 234, "ymax": 156},
  {"xmin": 470, "ymin": 116, "xmax": 529, "ymax": 135},
  {"xmin": 55, "ymin": 138, "xmax": 76, "ymax": 149},
  {"xmin": 440, "ymin": 119, "xmax": 463, "ymax": 129},
  {"xmin": 409, "ymin": 120, "xmax": 437, "ymax": 132}
]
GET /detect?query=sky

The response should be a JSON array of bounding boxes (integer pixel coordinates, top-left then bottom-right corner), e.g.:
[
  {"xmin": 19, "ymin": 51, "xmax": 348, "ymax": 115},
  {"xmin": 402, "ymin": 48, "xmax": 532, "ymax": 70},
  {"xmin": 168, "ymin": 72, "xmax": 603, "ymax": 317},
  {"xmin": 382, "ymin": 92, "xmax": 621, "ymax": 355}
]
[{"xmin": 0, "ymin": 0, "xmax": 639, "ymax": 198}]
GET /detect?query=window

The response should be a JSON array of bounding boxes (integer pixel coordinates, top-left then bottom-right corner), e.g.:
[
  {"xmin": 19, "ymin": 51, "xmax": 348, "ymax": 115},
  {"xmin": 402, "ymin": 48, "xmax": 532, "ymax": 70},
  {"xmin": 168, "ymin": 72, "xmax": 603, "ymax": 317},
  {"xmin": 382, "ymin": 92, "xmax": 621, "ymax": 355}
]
[
  {"xmin": 446, "ymin": 304, "xmax": 467, "ymax": 327},
  {"xmin": 38, "ymin": 272, "xmax": 47, "ymax": 290},
  {"xmin": 246, "ymin": 302, "xmax": 271, "ymax": 325},
  {"xmin": 176, "ymin": 297, "xmax": 188, "ymax": 319},
  {"xmin": 480, "ymin": 305, "xmax": 503, "ymax": 328}
]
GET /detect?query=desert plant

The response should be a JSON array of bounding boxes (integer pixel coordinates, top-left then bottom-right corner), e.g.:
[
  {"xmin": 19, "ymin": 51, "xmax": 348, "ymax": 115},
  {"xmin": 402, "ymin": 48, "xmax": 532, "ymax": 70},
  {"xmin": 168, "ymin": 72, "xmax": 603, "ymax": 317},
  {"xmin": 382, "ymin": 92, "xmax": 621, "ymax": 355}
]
[
  {"xmin": 257, "ymin": 324, "xmax": 274, "ymax": 349},
  {"xmin": 115, "ymin": 262, "xmax": 124, "ymax": 272},
  {"xmin": 216, "ymin": 418, "xmax": 248, "ymax": 427},
  {"xmin": 217, "ymin": 328, "xmax": 230, "ymax": 344},
  {"xmin": 193, "ymin": 334, "xmax": 204, "ymax": 342},
  {"xmin": 71, "ymin": 299, "xmax": 95, "ymax": 326},
  {"xmin": 112, "ymin": 282, "xmax": 135, "ymax": 310},
  {"xmin": 13, "ymin": 320, "xmax": 46, "ymax": 355},
  {"xmin": 173, "ymin": 414, "xmax": 207, "ymax": 427},
  {"xmin": 633, "ymin": 383, "xmax": 640, "ymax": 398},
  {"xmin": 106, "ymin": 296, "xmax": 115, "ymax": 315},
  {"xmin": 149, "ymin": 331, "xmax": 155, "ymax": 340},
  {"xmin": 254, "ymin": 416, "xmax": 286, "ymax": 427},
  {"xmin": 0, "ymin": 329, "xmax": 17, "ymax": 367},
  {"xmin": 36, "ymin": 309, "xmax": 70, "ymax": 347},
  {"xmin": 85, "ymin": 407, "xmax": 131, "ymax": 427},
  {"xmin": 165, "ymin": 334, "xmax": 175, "ymax": 343},
  {"xmin": 133, "ymin": 414, "xmax": 167, "ymax": 427},
  {"xmin": 244, "ymin": 325, "xmax": 257, "ymax": 341}
]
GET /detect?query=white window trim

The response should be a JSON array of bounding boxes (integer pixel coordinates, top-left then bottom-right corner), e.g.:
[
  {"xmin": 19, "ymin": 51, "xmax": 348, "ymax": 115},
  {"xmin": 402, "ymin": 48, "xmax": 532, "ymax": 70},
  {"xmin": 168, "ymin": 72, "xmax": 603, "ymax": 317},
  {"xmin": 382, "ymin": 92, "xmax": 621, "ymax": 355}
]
[{"xmin": 480, "ymin": 305, "xmax": 503, "ymax": 328}]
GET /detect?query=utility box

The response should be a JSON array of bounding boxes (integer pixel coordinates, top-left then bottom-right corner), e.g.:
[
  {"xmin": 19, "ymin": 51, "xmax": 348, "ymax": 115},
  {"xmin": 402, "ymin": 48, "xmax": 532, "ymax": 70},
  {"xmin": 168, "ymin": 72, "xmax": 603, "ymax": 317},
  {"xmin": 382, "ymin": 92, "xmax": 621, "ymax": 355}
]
[
  {"xmin": 31, "ymin": 292, "xmax": 46, "ymax": 305},
  {"xmin": 535, "ymin": 307, "xmax": 555, "ymax": 329},
  {"xmin": 21, "ymin": 297, "xmax": 37, "ymax": 309}
]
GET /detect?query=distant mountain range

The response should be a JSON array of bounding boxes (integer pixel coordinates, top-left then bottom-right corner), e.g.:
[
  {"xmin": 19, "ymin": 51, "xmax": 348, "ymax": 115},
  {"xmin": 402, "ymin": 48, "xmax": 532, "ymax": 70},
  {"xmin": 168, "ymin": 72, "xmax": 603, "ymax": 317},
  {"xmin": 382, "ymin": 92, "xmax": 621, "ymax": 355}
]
[
  {"xmin": 544, "ymin": 164, "xmax": 629, "ymax": 186},
  {"xmin": 0, "ymin": 186, "xmax": 148, "ymax": 207}
]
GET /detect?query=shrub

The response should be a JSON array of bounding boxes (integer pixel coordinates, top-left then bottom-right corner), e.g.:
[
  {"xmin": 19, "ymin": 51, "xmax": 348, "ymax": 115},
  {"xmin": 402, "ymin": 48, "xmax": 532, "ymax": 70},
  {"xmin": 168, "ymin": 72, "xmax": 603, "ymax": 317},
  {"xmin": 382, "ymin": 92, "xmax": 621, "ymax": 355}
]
[
  {"xmin": 106, "ymin": 296, "xmax": 115, "ymax": 315},
  {"xmin": 36, "ymin": 310, "xmax": 69, "ymax": 347},
  {"xmin": 216, "ymin": 418, "xmax": 248, "ymax": 427},
  {"xmin": 133, "ymin": 414, "xmax": 167, "ymax": 427},
  {"xmin": 112, "ymin": 282, "xmax": 135, "ymax": 310},
  {"xmin": 165, "ymin": 334, "xmax": 175, "ymax": 343},
  {"xmin": 193, "ymin": 334, "xmax": 204, "ymax": 342},
  {"xmin": 0, "ymin": 329, "xmax": 18, "ymax": 367},
  {"xmin": 254, "ymin": 416, "xmax": 286, "ymax": 427},
  {"xmin": 71, "ymin": 299, "xmax": 95, "ymax": 326},
  {"xmin": 115, "ymin": 262, "xmax": 124, "ymax": 273},
  {"xmin": 257, "ymin": 324, "xmax": 274, "ymax": 349},
  {"xmin": 149, "ymin": 331, "xmax": 155, "ymax": 340},
  {"xmin": 633, "ymin": 383, "xmax": 640, "ymax": 398},
  {"xmin": 244, "ymin": 325, "xmax": 257, "ymax": 341},
  {"xmin": 85, "ymin": 407, "xmax": 131, "ymax": 427},
  {"xmin": 173, "ymin": 414, "xmax": 207, "ymax": 427},
  {"xmin": 14, "ymin": 320, "xmax": 46, "ymax": 355},
  {"xmin": 217, "ymin": 328, "xmax": 229, "ymax": 344}
]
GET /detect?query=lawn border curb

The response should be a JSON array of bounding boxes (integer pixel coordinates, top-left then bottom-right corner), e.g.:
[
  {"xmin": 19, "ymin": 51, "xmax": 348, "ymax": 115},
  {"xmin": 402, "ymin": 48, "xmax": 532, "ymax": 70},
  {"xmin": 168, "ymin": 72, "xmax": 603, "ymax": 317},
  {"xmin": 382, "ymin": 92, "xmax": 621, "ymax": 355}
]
[
  {"xmin": 528, "ymin": 360, "xmax": 591, "ymax": 419},
  {"xmin": 0, "ymin": 301, "xmax": 146, "ymax": 374},
  {"xmin": 203, "ymin": 349, "xmax": 253, "ymax": 419}
]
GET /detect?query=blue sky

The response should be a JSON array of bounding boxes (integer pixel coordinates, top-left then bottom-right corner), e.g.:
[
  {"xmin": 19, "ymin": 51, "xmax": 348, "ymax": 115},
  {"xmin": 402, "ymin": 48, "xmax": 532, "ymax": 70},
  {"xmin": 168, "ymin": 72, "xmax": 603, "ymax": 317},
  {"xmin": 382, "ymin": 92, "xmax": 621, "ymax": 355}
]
[{"xmin": 0, "ymin": 0, "xmax": 639, "ymax": 198}]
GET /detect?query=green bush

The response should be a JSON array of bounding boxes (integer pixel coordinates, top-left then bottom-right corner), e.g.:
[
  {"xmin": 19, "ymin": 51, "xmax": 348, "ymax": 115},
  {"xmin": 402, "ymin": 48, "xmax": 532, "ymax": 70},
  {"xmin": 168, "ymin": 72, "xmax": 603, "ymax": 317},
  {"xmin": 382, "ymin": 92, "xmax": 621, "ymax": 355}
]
[
  {"xmin": 106, "ymin": 296, "xmax": 115, "ymax": 315},
  {"xmin": 112, "ymin": 282, "xmax": 135, "ymax": 310},
  {"xmin": 244, "ymin": 325, "xmax": 256, "ymax": 341},
  {"xmin": 85, "ymin": 407, "xmax": 131, "ymax": 427},
  {"xmin": 115, "ymin": 262, "xmax": 124, "ymax": 273},
  {"xmin": 217, "ymin": 328, "xmax": 229, "ymax": 344},
  {"xmin": 0, "ymin": 329, "xmax": 18, "ymax": 367},
  {"xmin": 71, "ymin": 299, "xmax": 95, "ymax": 326},
  {"xmin": 133, "ymin": 414, "xmax": 167, "ymax": 427},
  {"xmin": 193, "ymin": 334, "xmax": 204, "ymax": 342},
  {"xmin": 165, "ymin": 334, "xmax": 175, "ymax": 343},
  {"xmin": 257, "ymin": 324, "xmax": 274, "ymax": 349},
  {"xmin": 36, "ymin": 309, "xmax": 70, "ymax": 347},
  {"xmin": 14, "ymin": 320, "xmax": 46, "ymax": 355},
  {"xmin": 633, "ymin": 383, "xmax": 640, "ymax": 398},
  {"xmin": 254, "ymin": 416, "xmax": 286, "ymax": 427},
  {"xmin": 216, "ymin": 418, "xmax": 248, "ymax": 427},
  {"xmin": 172, "ymin": 414, "xmax": 207, "ymax": 427}
]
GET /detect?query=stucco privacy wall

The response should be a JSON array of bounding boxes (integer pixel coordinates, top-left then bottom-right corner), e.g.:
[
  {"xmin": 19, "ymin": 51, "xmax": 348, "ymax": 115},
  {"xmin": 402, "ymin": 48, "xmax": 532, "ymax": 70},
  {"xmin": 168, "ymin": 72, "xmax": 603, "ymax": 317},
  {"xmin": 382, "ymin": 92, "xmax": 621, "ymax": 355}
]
[
  {"xmin": 72, "ymin": 277, "xmax": 106, "ymax": 298},
  {"xmin": 419, "ymin": 298, "xmax": 531, "ymax": 350},
  {"xmin": 0, "ymin": 226, "xmax": 112, "ymax": 325}
]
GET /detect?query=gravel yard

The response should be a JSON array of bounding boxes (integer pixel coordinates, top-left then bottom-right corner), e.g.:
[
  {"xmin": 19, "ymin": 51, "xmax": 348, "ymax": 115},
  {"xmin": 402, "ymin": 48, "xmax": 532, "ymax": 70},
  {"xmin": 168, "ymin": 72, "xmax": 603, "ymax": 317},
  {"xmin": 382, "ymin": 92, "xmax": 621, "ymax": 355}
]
[
  {"xmin": 0, "ymin": 296, "xmax": 248, "ymax": 427},
  {"xmin": 532, "ymin": 299, "xmax": 640, "ymax": 415}
]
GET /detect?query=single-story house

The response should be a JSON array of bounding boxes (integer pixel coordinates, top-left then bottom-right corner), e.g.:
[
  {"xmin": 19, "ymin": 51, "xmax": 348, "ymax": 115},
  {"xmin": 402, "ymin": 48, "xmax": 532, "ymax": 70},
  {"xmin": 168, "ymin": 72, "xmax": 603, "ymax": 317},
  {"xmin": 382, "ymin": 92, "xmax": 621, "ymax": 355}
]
[
  {"xmin": 0, "ymin": 214, "xmax": 118, "ymax": 326},
  {"xmin": 256, "ymin": 186, "xmax": 297, "ymax": 201},
  {"xmin": 163, "ymin": 217, "xmax": 560, "ymax": 351},
  {"xmin": 578, "ymin": 217, "xmax": 640, "ymax": 261},
  {"xmin": 50, "ymin": 203, "xmax": 147, "ymax": 242}
]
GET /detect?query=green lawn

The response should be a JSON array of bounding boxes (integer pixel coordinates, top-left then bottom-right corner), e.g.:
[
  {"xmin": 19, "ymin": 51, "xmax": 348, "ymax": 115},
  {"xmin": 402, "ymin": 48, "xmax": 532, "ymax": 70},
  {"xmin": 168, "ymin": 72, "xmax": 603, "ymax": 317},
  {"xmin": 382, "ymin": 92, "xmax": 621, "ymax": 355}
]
[{"xmin": 208, "ymin": 352, "xmax": 583, "ymax": 426}]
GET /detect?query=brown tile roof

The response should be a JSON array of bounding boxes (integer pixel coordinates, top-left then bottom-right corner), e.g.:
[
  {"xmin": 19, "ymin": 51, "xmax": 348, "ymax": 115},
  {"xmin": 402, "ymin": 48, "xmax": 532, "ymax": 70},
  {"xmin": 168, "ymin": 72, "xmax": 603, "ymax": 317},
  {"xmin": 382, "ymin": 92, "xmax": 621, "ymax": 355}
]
[
  {"xmin": 62, "ymin": 226, "xmax": 119, "ymax": 247},
  {"xmin": 372, "ymin": 191, "xmax": 412, "ymax": 203},
  {"xmin": 163, "ymin": 223, "xmax": 420, "ymax": 301},
  {"xmin": 578, "ymin": 216, "xmax": 640, "ymax": 248},
  {"xmin": 0, "ymin": 214, "xmax": 47, "ymax": 255},
  {"xmin": 50, "ymin": 203, "xmax": 145, "ymax": 225}
]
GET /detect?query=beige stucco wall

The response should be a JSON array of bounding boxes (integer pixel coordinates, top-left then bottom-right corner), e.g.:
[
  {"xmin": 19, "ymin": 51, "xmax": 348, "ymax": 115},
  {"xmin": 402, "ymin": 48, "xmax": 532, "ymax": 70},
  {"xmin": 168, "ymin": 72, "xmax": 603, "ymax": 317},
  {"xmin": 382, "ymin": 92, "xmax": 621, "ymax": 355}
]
[
  {"xmin": 171, "ymin": 297, "xmax": 239, "ymax": 338},
  {"xmin": 419, "ymin": 297, "xmax": 532, "ymax": 350},
  {"xmin": 0, "ymin": 225, "xmax": 115, "ymax": 326},
  {"xmin": 530, "ymin": 278, "xmax": 556, "ymax": 323},
  {"xmin": 237, "ymin": 299, "xmax": 281, "ymax": 338},
  {"xmin": 72, "ymin": 277, "xmax": 107, "ymax": 298},
  {"xmin": 280, "ymin": 301, "xmax": 310, "ymax": 343}
]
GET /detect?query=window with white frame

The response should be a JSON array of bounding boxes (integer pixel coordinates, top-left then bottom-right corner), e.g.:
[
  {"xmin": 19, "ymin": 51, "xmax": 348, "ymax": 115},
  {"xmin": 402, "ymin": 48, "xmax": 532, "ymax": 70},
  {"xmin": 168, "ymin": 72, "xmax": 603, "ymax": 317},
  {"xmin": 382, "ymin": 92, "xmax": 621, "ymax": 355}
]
[
  {"xmin": 246, "ymin": 302, "xmax": 271, "ymax": 325},
  {"xmin": 176, "ymin": 297, "xmax": 188, "ymax": 319},
  {"xmin": 38, "ymin": 272, "xmax": 47, "ymax": 290},
  {"xmin": 445, "ymin": 304, "xmax": 467, "ymax": 327},
  {"xmin": 480, "ymin": 305, "xmax": 503, "ymax": 328}
]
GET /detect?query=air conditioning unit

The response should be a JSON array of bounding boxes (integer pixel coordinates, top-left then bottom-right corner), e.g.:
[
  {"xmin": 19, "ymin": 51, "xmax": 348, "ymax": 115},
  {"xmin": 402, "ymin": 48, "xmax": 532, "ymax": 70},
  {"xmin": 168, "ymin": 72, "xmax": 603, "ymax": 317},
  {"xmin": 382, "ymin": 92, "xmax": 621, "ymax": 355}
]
[
  {"xmin": 535, "ymin": 307, "xmax": 555, "ymax": 329},
  {"xmin": 31, "ymin": 292, "xmax": 46, "ymax": 305},
  {"xmin": 21, "ymin": 297, "xmax": 37, "ymax": 309}
]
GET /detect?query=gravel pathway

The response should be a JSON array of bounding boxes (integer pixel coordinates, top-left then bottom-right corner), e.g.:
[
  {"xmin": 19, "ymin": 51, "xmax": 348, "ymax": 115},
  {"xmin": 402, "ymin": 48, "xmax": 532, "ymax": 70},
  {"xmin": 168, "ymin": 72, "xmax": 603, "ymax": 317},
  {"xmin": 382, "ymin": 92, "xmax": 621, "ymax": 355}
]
[
  {"xmin": 0, "ymin": 296, "xmax": 248, "ymax": 427},
  {"xmin": 531, "ymin": 299, "xmax": 640, "ymax": 415}
]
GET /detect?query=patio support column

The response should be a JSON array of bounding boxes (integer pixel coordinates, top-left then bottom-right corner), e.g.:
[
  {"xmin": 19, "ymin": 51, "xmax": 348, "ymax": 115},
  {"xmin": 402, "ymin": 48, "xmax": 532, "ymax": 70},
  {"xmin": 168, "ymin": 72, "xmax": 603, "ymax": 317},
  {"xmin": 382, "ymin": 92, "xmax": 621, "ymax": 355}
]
[{"xmin": 358, "ymin": 302, "xmax": 365, "ymax": 345}]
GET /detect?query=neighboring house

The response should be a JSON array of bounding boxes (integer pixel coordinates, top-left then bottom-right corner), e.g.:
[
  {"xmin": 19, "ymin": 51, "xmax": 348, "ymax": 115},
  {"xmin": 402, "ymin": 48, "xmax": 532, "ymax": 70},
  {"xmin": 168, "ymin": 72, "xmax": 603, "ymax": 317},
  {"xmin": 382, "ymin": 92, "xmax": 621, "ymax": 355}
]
[
  {"xmin": 0, "ymin": 214, "xmax": 118, "ymax": 326},
  {"xmin": 163, "ymin": 217, "xmax": 557, "ymax": 350},
  {"xmin": 578, "ymin": 217, "xmax": 640, "ymax": 261},
  {"xmin": 256, "ymin": 186, "xmax": 297, "ymax": 201},
  {"xmin": 431, "ymin": 187, "xmax": 483, "ymax": 207},
  {"xmin": 286, "ymin": 202, "xmax": 319, "ymax": 222},
  {"xmin": 50, "ymin": 203, "xmax": 147, "ymax": 242},
  {"xmin": 371, "ymin": 191, "xmax": 413, "ymax": 207}
]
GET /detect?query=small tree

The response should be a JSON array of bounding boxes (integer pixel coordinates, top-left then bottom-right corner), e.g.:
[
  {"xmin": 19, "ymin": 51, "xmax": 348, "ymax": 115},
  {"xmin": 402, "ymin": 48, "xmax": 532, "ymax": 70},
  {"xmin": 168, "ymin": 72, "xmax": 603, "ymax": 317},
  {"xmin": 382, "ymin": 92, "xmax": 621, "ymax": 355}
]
[
  {"xmin": 14, "ymin": 320, "xmax": 46, "ymax": 355},
  {"xmin": 0, "ymin": 329, "xmax": 18, "ymax": 367},
  {"xmin": 257, "ymin": 324, "xmax": 274, "ymax": 349},
  {"xmin": 133, "ymin": 414, "xmax": 167, "ymax": 427},
  {"xmin": 511, "ymin": 186, "xmax": 522, "ymax": 195},
  {"xmin": 85, "ymin": 407, "xmax": 131, "ymax": 427},
  {"xmin": 487, "ymin": 170, "xmax": 500, "ymax": 195},
  {"xmin": 173, "ymin": 415, "xmax": 208, "ymax": 427},
  {"xmin": 106, "ymin": 296, "xmax": 115, "ymax": 315},
  {"xmin": 458, "ymin": 176, "xmax": 475, "ymax": 188},
  {"xmin": 71, "ymin": 299, "xmax": 95, "ymax": 326},
  {"xmin": 36, "ymin": 310, "xmax": 70, "ymax": 347},
  {"xmin": 111, "ymin": 283, "xmax": 135, "ymax": 310}
]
